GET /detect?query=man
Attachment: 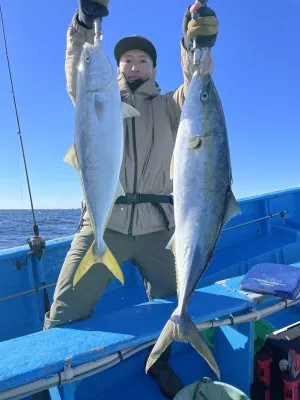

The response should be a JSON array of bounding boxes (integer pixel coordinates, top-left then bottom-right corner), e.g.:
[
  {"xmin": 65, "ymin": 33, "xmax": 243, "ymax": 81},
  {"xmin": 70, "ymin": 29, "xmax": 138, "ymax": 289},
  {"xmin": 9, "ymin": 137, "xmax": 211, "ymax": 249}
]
[{"xmin": 44, "ymin": 1, "xmax": 218, "ymax": 398}]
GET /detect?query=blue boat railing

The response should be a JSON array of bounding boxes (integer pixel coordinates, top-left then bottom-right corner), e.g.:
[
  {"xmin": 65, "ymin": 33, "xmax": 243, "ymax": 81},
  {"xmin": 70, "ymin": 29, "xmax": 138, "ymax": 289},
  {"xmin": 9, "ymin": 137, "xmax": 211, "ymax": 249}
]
[{"xmin": 1, "ymin": 187, "xmax": 300, "ymax": 343}]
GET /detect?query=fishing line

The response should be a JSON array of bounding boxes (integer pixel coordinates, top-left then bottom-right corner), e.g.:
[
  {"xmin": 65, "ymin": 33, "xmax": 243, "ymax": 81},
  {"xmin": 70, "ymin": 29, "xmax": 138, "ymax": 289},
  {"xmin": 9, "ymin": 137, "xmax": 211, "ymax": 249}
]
[
  {"xmin": 16, "ymin": 155, "xmax": 30, "ymax": 242},
  {"xmin": 0, "ymin": 5, "xmax": 40, "ymax": 240}
]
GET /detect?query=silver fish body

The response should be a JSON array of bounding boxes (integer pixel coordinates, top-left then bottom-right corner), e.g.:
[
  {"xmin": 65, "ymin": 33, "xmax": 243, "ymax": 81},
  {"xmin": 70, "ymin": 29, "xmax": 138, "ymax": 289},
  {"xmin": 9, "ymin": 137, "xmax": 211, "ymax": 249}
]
[
  {"xmin": 64, "ymin": 35, "xmax": 139, "ymax": 286},
  {"xmin": 146, "ymin": 69, "xmax": 241, "ymax": 378}
]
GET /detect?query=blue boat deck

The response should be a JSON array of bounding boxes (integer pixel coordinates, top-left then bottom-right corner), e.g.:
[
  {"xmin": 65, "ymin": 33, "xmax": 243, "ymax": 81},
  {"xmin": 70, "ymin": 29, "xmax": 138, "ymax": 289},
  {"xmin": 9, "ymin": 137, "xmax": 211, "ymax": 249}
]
[
  {"xmin": 0, "ymin": 274, "xmax": 267, "ymax": 398},
  {"xmin": 1, "ymin": 187, "xmax": 300, "ymax": 399},
  {"xmin": 1, "ymin": 269, "xmax": 300, "ymax": 399}
]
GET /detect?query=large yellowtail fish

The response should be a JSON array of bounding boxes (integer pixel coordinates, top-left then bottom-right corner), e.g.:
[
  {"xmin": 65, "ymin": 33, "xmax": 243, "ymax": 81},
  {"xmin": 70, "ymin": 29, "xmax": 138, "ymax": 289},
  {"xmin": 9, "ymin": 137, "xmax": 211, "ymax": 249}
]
[
  {"xmin": 64, "ymin": 20, "xmax": 139, "ymax": 287},
  {"xmin": 146, "ymin": 64, "xmax": 241, "ymax": 378}
]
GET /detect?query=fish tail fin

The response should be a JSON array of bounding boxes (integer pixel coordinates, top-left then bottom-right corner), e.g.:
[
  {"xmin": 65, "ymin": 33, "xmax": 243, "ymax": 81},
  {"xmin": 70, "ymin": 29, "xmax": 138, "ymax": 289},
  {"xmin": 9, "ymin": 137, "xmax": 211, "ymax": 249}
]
[
  {"xmin": 145, "ymin": 310, "xmax": 220, "ymax": 379},
  {"xmin": 145, "ymin": 319, "xmax": 174, "ymax": 373},
  {"xmin": 100, "ymin": 240, "xmax": 124, "ymax": 284},
  {"xmin": 187, "ymin": 317, "xmax": 220, "ymax": 379},
  {"xmin": 73, "ymin": 240, "xmax": 124, "ymax": 287}
]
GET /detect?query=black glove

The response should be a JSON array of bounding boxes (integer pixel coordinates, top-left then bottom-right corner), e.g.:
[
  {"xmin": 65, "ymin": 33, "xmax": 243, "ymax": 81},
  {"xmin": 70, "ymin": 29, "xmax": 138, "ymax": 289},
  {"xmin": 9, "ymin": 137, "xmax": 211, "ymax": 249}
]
[
  {"xmin": 182, "ymin": 4, "xmax": 218, "ymax": 50},
  {"xmin": 78, "ymin": 0, "xmax": 109, "ymax": 29}
]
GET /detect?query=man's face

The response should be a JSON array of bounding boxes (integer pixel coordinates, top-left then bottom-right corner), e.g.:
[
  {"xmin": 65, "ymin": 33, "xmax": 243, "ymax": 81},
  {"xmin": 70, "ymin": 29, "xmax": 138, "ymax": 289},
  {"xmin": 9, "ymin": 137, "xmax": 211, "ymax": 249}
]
[{"xmin": 118, "ymin": 49, "xmax": 156, "ymax": 82}]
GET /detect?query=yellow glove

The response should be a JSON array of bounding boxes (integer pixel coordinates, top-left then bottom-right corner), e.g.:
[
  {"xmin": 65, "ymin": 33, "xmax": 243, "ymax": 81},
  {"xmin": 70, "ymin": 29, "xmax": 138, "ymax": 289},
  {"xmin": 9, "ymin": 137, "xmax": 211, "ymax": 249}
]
[{"xmin": 183, "ymin": 2, "xmax": 219, "ymax": 48}]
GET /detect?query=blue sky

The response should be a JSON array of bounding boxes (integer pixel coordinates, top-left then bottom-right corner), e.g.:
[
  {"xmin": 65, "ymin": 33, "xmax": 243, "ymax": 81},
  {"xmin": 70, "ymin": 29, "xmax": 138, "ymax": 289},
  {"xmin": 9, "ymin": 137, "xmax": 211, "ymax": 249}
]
[{"xmin": 0, "ymin": 0, "xmax": 299, "ymax": 209}]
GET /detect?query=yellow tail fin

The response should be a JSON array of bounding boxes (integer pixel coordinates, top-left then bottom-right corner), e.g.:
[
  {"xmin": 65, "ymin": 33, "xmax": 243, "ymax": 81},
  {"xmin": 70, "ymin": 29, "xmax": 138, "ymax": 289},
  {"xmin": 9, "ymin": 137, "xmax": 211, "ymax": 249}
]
[
  {"xmin": 145, "ymin": 311, "xmax": 220, "ymax": 379},
  {"xmin": 73, "ymin": 240, "xmax": 124, "ymax": 287}
]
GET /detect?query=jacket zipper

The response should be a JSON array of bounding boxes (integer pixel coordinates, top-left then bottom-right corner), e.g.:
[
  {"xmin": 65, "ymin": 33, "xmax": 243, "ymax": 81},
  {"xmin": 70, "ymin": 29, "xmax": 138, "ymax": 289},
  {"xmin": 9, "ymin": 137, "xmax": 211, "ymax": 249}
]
[{"xmin": 128, "ymin": 94, "xmax": 137, "ymax": 235}]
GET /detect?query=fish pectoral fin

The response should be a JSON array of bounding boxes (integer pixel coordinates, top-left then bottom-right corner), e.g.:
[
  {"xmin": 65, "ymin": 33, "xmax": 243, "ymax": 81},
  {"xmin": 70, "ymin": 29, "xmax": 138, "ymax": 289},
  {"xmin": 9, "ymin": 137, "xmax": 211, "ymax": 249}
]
[
  {"xmin": 73, "ymin": 240, "xmax": 124, "ymax": 287},
  {"xmin": 63, "ymin": 143, "xmax": 79, "ymax": 171},
  {"xmin": 223, "ymin": 189, "xmax": 242, "ymax": 227},
  {"xmin": 95, "ymin": 95, "xmax": 105, "ymax": 121},
  {"xmin": 121, "ymin": 102, "xmax": 140, "ymax": 118}
]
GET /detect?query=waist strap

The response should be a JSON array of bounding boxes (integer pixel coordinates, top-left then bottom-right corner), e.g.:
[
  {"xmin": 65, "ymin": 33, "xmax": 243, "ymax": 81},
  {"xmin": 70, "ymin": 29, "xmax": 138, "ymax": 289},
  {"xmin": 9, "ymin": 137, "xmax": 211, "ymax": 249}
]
[
  {"xmin": 115, "ymin": 193, "xmax": 173, "ymax": 205},
  {"xmin": 78, "ymin": 194, "xmax": 173, "ymax": 233},
  {"xmin": 115, "ymin": 193, "xmax": 173, "ymax": 230}
]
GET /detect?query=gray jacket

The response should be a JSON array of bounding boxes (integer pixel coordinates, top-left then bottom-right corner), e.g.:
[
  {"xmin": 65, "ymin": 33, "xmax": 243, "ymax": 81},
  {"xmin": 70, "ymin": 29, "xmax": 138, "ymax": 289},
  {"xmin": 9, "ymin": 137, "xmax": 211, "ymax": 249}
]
[{"xmin": 65, "ymin": 12, "xmax": 213, "ymax": 235}]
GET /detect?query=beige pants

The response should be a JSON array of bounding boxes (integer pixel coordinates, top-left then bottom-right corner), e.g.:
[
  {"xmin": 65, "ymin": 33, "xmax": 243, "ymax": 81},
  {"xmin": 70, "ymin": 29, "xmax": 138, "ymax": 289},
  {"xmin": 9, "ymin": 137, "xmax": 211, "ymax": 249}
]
[{"xmin": 44, "ymin": 224, "xmax": 176, "ymax": 329}]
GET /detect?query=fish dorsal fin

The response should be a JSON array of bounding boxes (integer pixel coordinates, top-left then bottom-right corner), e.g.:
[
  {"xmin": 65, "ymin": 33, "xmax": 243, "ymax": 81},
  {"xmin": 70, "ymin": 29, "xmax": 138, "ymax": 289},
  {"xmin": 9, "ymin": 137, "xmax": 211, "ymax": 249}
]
[
  {"xmin": 121, "ymin": 102, "xmax": 140, "ymax": 118},
  {"xmin": 223, "ymin": 189, "xmax": 241, "ymax": 227},
  {"xmin": 63, "ymin": 143, "xmax": 79, "ymax": 171},
  {"xmin": 170, "ymin": 153, "xmax": 174, "ymax": 180}
]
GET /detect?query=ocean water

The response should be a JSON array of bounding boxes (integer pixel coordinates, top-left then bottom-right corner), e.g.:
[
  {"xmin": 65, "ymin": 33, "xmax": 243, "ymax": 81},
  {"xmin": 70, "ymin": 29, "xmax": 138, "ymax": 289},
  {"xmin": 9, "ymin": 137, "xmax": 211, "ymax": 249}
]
[{"xmin": 0, "ymin": 209, "xmax": 81, "ymax": 250}]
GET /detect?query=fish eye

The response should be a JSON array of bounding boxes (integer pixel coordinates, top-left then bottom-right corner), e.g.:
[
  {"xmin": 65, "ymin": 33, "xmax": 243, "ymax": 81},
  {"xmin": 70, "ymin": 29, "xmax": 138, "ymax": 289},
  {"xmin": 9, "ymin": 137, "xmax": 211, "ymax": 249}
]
[
  {"xmin": 85, "ymin": 56, "xmax": 91, "ymax": 64},
  {"xmin": 201, "ymin": 92, "xmax": 209, "ymax": 102}
]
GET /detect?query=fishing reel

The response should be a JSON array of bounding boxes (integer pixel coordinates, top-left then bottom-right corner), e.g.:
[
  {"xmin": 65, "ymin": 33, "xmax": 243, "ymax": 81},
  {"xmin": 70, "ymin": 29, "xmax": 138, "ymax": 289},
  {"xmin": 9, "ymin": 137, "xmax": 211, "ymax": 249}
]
[
  {"xmin": 27, "ymin": 235, "xmax": 46, "ymax": 259},
  {"xmin": 16, "ymin": 227, "xmax": 46, "ymax": 270}
]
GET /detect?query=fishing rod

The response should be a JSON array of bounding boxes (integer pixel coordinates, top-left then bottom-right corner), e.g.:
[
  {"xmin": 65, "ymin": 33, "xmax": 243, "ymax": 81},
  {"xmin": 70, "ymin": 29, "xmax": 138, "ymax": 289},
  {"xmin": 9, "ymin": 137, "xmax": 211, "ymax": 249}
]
[{"xmin": 0, "ymin": 6, "xmax": 46, "ymax": 264}]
